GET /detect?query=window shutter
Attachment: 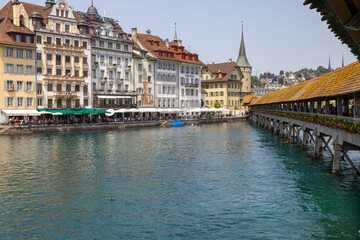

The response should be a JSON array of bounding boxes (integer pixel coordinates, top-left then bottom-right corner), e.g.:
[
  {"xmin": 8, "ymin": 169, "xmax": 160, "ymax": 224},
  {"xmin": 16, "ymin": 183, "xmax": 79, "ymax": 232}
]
[
  {"xmin": 4, "ymin": 64, "xmax": 7, "ymax": 73},
  {"xmin": 4, "ymin": 97, "xmax": 7, "ymax": 107},
  {"xmin": 4, "ymin": 81, "xmax": 7, "ymax": 89},
  {"xmin": 3, "ymin": 48, "xmax": 6, "ymax": 57}
]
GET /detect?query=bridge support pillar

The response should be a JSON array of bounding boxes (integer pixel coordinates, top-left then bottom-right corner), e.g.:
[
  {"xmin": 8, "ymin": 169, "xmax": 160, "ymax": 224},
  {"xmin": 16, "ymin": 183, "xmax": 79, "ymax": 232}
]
[
  {"xmin": 313, "ymin": 135, "xmax": 322, "ymax": 158},
  {"xmin": 332, "ymin": 144, "xmax": 342, "ymax": 174},
  {"xmin": 354, "ymin": 92, "xmax": 360, "ymax": 118},
  {"xmin": 302, "ymin": 130, "xmax": 309, "ymax": 149}
]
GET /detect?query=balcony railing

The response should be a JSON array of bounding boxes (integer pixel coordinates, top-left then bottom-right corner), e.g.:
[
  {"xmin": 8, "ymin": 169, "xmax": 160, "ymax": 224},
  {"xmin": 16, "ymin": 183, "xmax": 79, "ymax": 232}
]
[{"xmin": 185, "ymin": 83, "xmax": 199, "ymax": 88}]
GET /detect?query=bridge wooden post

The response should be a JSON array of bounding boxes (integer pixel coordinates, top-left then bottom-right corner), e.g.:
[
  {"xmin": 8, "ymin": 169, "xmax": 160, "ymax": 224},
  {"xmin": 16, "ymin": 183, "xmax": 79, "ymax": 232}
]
[
  {"xmin": 325, "ymin": 98, "xmax": 331, "ymax": 115},
  {"xmin": 314, "ymin": 135, "xmax": 322, "ymax": 158},
  {"xmin": 354, "ymin": 92, "xmax": 360, "ymax": 118},
  {"xmin": 310, "ymin": 101, "xmax": 314, "ymax": 113},
  {"xmin": 317, "ymin": 99, "xmax": 322, "ymax": 114},
  {"xmin": 337, "ymin": 96, "xmax": 343, "ymax": 116},
  {"xmin": 302, "ymin": 129, "xmax": 309, "ymax": 149},
  {"xmin": 332, "ymin": 144, "xmax": 342, "ymax": 174}
]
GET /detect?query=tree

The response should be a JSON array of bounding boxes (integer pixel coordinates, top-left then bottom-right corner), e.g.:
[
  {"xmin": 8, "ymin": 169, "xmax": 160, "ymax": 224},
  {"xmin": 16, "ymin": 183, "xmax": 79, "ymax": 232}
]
[{"xmin": 279, "ymin": 70, "xmax": 284, "ymax": 75}]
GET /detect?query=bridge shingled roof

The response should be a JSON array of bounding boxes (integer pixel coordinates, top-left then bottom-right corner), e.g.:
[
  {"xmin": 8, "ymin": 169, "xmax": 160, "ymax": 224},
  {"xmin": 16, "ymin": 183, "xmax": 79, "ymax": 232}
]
[{"xmin": 251, "ymin": 61, "xmax": 360, "ymax": 105}]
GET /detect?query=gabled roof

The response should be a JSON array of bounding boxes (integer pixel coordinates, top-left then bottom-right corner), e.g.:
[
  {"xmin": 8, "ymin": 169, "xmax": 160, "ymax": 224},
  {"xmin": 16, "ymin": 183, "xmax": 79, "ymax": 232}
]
[
  {"xmin": 251, "ymin": 61, "xmax": 360, "ymax": 106},
  {"xmin": 201, "ymin": 87, "xmax": 207, "ymax": 94},
  {"xmin": 202, "ymin": 62, "xmax": 243, "ymax": 83}
]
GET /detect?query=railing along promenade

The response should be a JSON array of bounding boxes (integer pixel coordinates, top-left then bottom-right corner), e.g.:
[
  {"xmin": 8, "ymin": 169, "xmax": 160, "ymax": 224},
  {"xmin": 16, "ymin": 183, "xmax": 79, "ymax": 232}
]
[{"xmin": 250, "ymin": 107, "xmax": 360, "ymax": 175}]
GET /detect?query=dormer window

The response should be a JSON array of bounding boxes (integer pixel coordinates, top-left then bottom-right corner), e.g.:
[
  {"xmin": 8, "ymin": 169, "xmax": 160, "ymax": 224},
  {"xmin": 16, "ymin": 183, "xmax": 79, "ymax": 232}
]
[{"xmin": 195, "ymin": 56, "xmax": 198, "ymax": 61}]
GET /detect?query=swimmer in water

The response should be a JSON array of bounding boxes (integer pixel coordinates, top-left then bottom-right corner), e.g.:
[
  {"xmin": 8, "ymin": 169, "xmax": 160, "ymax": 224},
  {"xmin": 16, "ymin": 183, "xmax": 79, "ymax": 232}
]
[{"xmin": 110, "ymin": 196, "xmax": 114, "ymax": 202}]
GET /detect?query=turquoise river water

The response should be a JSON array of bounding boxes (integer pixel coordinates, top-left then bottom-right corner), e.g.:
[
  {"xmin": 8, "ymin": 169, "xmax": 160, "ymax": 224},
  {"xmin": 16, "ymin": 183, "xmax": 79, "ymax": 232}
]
[{"xmin": 1, "ymin": 121, "xmax": 360, "ymax": 239}]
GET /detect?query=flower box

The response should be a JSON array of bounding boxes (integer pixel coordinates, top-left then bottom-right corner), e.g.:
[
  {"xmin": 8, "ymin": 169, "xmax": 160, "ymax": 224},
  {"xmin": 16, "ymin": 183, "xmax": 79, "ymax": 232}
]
[
  {"xmin": 6, "ymin": 89, "xmax": 13, "ymax": 92},
  {"xmin": 116, "ymin": 90, "xmax": 120, "ymax": 92},
  {"xmin": 98, "ymin": 89, "xmax": 104, "ymax": 91},
  {"xmin": 124, "ymin": 90, "xmax": 128, "ymax": 92},
  {"xmin": 107, "ymin": 89, "xmax": 112, "ymax": 92}
]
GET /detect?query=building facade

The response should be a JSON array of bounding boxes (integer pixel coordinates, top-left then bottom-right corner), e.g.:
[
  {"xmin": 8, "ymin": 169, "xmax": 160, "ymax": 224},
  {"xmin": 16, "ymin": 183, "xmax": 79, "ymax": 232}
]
[
  {"xmin": 77, "ymin": 3, "xmax": 136, "ymax": 109},
  {"xmin": 131, "ymin": 28, "xmax": 203, "ymax": 110},
  {"xmin": 18, "ymin": 0, "xmax": 92, "ymax": 110},
  {"xmin": 201, "ymin": 60, "xmax": 244, "ymax": 115},
  {"xmin": 131, "ymin": 43, "xmax": 155, "ymax": 108},
  {"xmin": 0, "ymin": 1, "xmax": 37, "ymax": 123}
]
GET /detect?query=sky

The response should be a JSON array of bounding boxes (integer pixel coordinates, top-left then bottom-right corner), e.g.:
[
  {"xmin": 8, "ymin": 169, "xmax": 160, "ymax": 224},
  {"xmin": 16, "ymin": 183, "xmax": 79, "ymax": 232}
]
[{"xmin": 5, "ymin": 0, "xmax": 358, "ymax": 76}]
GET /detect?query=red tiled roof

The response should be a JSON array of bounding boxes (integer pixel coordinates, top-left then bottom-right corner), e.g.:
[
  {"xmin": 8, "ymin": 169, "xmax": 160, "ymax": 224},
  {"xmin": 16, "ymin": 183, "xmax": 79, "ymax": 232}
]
[
  {"xmin": 0, "ymin": 2, "xmax": 35, "ymax": 47},
  {"xmin": 201, "ymin": 87, "xmax": 207, "ymax": 94},
  {"xmin": 242, "ymin": 95, "xmax": 257, "ymax": 105},
  {"xmin": 137, "ymin": 33, "xmax": 204, "ymax": 65}
]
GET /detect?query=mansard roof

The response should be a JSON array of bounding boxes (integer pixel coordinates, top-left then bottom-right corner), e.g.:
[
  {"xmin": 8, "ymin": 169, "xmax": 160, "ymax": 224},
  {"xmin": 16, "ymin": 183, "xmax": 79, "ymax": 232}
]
[{"xmin": 202, "ymin": 62, "xmax": 243, "ymax": 83}]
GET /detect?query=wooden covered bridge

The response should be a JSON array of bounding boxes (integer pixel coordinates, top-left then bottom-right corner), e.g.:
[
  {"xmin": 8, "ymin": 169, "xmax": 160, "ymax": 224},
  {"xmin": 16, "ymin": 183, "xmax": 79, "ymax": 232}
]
[{"xmin": 249, "ymin": 62, "xmax": 360, "ymax": 175}]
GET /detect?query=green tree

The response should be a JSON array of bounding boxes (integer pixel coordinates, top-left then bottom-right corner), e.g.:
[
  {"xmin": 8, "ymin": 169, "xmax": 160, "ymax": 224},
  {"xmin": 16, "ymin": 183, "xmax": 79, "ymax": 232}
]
[{"xmin": 279, "ymin": 70, "xmax": 284, "ymax": 75}]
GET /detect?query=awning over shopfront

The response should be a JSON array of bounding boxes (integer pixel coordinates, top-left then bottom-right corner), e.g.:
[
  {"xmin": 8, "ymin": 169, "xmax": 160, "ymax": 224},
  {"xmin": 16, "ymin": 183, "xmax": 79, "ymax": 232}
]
[
  {"xmin": 37, "ymin": 108, "xmax": 109, "ymax": 115},
  {"xmin": 97, "ymin": 95, "xmax": 133, "ymax": 99},
  {"xmin": 1, "ymin": 109, "xmax": 42, "ymax": 116}
]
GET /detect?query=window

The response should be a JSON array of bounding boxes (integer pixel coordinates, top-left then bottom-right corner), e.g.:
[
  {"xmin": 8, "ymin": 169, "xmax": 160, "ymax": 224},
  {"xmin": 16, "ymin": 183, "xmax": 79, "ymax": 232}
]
[
  {"xmin": 47, "ymin": 53, "xmax": 52, "ymax": 61},
  {"xmin": 47, "ymin": 68, "xmax": 52, "ymax": 75},
  {"xmin": 15, "ymin": 35, "xmax": 21, "ymax": 42},
  {"xmin": 66, "ymin": 84, "xmax": 71, "ymax": 92},
  {"xmin": 26, "ymin": 97, "xmax": 33, "ymax": 107},
  {"xmin": 75, "ymin": 70, "xmax": 79, "ymax": 77},
  {"xmin": 57, "ymin": 84, "xmax": 62, "ymax": 91},
  {"xmin": 148, "ymin": 88, "xmax": 151, "ymax": 94},
  {"xmin": 5, "ymin": 48, "xmax": 13, "ymax": 57},
  {"xmin": 16, "ymin": 64, "xmax": 23, "ymax": 74},
  {"xmin": 26, "ymin": 50, "xmax": 32, "ymax": 59},
  {"xmin": 56, "ymin": 68, "xmax": 62, "ymax": 76},
  {"xmin": 138, "ymin": 63, "xmax": 142, "ymax": 71},
  {"xmin": 100, "ymin": 70, "xmax": 105, "ymax": 78},
  {"xmin": 99, "ymin": 41, "xmax": 104, "ymax": 47},
  {"xmin": 16, "ymin": 49, "xmax": 23, "ymax": 58},
  {"xmin": 92, "ymin": 69, "xmax": 96, "ymax": 78},
  {"xmin": 74, "ymin": 40, "xmax": 79, "ymax": 47},
  {"xmin": 56, "ymin": 23, "xmax": 61, "ymax": 32},
  {"xmin": 36, "ymin": 36, "xmax": 42, "ymax": 43},
  {"xmin": 6, "ymin": 80, "xmax": 13, "ymax": 90},
  {"xmin": 26, "ymin": 65, "xmax": 32, "ymax": 74},
  {"xmin": 84, "ymin": 99, "xmax": 88, "ymax": 106},
  {"xmin": 116, "ymin": 44, "xmax": 120, "ymax": 50},
  {"xmin": 46, "ymin": 37, "xmax": 52, "ymax": 44},
  {"xmin": 17, "ymin": 81, "xmax": 23, "ymax": 90},
  {"xmin": 83, "ymin": 41, "xmax": 87, "ymax": 49},
  {"xmin": 75, "ymin": 85, "xmax": 80, "ymax": 92},
  {"xmin": 17, "ymin": 97, "xmax": 23, "ymax": 107},
  {"xmin": 148, "ymin": 76, "xmax": 151, "ymax": 82},
  {"xmin": 100, "ymin": 55, "xmax": 105, "ymax": 63},
  {"xmin": 65, "ymin": 25, "xmax": 70, "ymax": 33},
  {"xmin": 74, "ymin": 56, "xmax": 79, "ymax": 63},
  {"xmin": 109, "ymin": 71, "xmax": 113, "ymax": 79},
  {"xmin": 26, "ymin": 82, "xmax": 32, "ymax": 91},
  {"xmin": 65, "ymin": 69, "xmax": 71, "ymax": 75},
  {"xmin": 37, "ymin": 68, "xmax": 42, "ymax": 74},
  {"xmin": 109, "ymin": 56, "xmax": 113, "ymax": 65},
  {"xmin": 65, "ymin": 39, "xmax": 70, "ymax": 46},
  {"xmin": 117, "ymin": 57, "xmax": 121, "ymax": 65},
  {"xmin": 138, "ymin": 74, "xmax": 142, "ymax": 83},
  {"xmin": 125, "ymin": 58, "xmax": 129, "ymax": 66},
  {"xmin": 6, "ymin": 64, "xmax": 13, "ymax": 73},
  {"xmin": 124, "ymin": 44, "xmax": 129, "ymax": 51},
  {"xmin": 65, "ymin": 55, "xmax": 70, "ymax": 64},
  {"xmin": 7, "ymin": 97, "xmax": 14, "ymax": 107},
  {"xmin": 56, "ymin": 54, "xmax": 62, "ymax": 65},
  {"xmin": 83, "ymin": 70, "xmax": 88, "ymax": 77},
  {"xmin": 37, "ymin": 98, "xmax": 43, "ymax": 107},
  {"xmin": 83, "ymin": 57, "xmax": 87, "ymax": 65},
  {"xmin": 108, "ymin": 42, "xmax": 113, "ymax": 49},
  {"xmin": 84, "ymin": 85, "xmax": 88, "ymax": 95}
]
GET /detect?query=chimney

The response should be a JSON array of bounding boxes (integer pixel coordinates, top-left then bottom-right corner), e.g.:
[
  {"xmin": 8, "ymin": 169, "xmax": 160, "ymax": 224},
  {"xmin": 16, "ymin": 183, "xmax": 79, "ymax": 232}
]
[
  {"xmin": 45, "ymin": 0, "xmax": 55, "ymax": 8},
  {"xmin": 131, "ymin": 28, "xmax": 137, "ymax": 41},
  {"xmin": 12, "ymin": 0, "xmax": 21, "ymax": 27},
  {"xmin": 229, "ymin": 58, "xmax": 232, "ymax": 62},
  {"xmin": 146, "ymin": 29, "xmax": 151, "ymax": 36},
  {"xmin": 212, "ymin": 62, "xmax": 215, "ymax": 64},
  {"xmin": 179, "ymin": 39, "xmax": 182, "ymax": 46},
  {"xmin": 164, "ymin": 38, "xmax": 169, "ymax": 49}
]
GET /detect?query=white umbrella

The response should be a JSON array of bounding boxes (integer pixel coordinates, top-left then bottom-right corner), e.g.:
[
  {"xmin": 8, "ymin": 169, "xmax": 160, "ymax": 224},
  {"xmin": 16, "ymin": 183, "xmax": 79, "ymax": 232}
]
[
  {"xmin": 105, "ymin": 109, "xmax": 115, "ymax": 116},
  {"xmin": 114, "ymin": 109, "xmax": 126, "ymax": 113}
]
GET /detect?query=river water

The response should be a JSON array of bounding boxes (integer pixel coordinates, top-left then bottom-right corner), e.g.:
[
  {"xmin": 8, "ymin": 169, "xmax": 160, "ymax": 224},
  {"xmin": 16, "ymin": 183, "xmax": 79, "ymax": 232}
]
[{"xmin": 0, "ymin": 121, "xmax": 360, "ymax": 239}]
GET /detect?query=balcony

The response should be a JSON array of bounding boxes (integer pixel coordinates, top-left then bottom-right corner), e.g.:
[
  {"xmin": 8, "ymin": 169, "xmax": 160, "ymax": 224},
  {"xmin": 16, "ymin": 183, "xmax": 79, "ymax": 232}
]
[{"xmin": 185, "ymin": 83, "xmax": 199, "ymax": 88}]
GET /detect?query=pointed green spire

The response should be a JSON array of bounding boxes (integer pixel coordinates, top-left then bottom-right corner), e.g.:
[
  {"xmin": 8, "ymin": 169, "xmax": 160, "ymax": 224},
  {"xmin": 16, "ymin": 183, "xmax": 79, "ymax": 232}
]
[
  {"xmin": 236, "ymin": 22, "xmax": 251, "ymax": 68},
  {"xmin": 174, "ymin": 23, "xmax": 178, "ymax": 43}
]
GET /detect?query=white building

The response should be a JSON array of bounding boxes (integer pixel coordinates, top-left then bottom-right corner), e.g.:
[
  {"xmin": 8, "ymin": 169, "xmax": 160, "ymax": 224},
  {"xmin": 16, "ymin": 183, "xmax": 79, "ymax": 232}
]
[{"xmin": 77, "ymin": 3, "xmax": 135, "ymax": 108}]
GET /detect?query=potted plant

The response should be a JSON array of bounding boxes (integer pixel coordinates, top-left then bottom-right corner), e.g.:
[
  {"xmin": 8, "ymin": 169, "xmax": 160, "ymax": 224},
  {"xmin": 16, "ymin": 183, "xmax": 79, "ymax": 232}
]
[
  {"xmin": 113, "ymin": 63, "xmax": 116, "ymax": 66},
  {"xmin": 104, "ymin": 77, "xmax": 108, "ymax": 80},
  {"xmin": 98, "ymin": 89, "xmax": 103, "ymax": 91},
  {"xmin": 107, "ymin": 89, "xmax": 112, "ymax": 92},
  {"xmin": 116, "ymin": 89, "xmax": 120, "ymax": 92},
  {"xmin": 124, "ymin": 90, "xmax": 128, "ymax": 92}
]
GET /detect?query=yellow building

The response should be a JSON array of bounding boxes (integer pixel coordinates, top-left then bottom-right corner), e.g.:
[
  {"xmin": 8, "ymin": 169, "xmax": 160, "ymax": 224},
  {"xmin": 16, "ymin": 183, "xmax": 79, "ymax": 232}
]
[
  {"xmin": 201, "ymin": 60, "xmax": 244, "ymax": 115},
  {"xmin": 0, "ymin": 1, "xmax": 37, "ymax": 123}
]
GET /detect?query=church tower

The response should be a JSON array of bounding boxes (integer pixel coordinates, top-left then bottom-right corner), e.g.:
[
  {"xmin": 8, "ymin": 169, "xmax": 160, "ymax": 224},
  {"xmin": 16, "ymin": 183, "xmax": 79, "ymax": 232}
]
[{"xmin": 236, "ymin": 23, "xmax": 252, "ymax": 97}]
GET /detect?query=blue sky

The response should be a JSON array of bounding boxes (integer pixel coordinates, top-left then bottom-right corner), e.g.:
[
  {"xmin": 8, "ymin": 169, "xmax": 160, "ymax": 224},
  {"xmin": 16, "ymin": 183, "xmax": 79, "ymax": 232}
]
[{"xmin": 15, "ymin": 0, "xmax": 358, "ymax": 75}]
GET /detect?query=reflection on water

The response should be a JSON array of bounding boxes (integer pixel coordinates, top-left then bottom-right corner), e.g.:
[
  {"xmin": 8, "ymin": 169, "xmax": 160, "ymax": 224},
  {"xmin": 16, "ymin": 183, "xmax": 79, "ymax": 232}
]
[{"xmin": 0, "ymin": 121, "xmax": 360, "ymax": 239}]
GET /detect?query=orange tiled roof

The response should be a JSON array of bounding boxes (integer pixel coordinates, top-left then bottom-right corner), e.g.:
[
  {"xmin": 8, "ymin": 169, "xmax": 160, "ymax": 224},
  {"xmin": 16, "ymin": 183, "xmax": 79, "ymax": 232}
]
[
  {"xmin": 137, "ymin": 33, "xmax": 204, "ymax": 66},
  {"xmin": 251, "ymin": 61, "xmax": 360, "ymax": 106},
  {"xmin": 242, "ymin": 95, "xmax": 257, "ymax": 105},
  {"xmin": 201, "ymin": 87, "xmax": 207, "ymax": 94}
]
